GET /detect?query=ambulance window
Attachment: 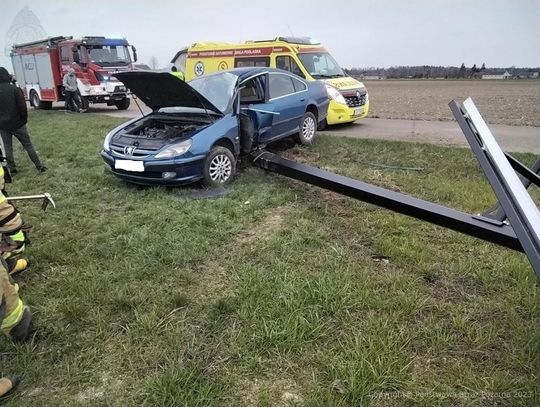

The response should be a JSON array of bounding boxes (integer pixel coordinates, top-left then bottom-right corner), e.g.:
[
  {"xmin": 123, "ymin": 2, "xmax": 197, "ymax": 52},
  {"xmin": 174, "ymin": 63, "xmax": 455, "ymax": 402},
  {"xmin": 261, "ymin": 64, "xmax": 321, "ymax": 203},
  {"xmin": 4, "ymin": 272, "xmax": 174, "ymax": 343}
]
[
  {"xmin": 276, "ymin": 56, "xmax": 305, "ymax": 78},
  {"xmin": 234, "ymin": 57, "xmax": 270, "ymax": 68},
  {"xmin": 269, "ymin": 73, "xmax": 295, "ymax": 99},
  {"xmin": 61, "ymin": 47, "xmax": 71, "ymax": 64},
  {"xmin": 291, "ymin": 77, "xmax": 307, "ymax": 92}
]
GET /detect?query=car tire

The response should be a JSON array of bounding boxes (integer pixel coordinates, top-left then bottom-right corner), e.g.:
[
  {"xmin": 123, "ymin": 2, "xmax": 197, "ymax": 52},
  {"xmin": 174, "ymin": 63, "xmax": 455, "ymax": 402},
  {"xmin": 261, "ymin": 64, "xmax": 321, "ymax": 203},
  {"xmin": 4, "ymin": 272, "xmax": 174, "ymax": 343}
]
[
  {"xmin": 295, "ymin": 111, "xmax": 317, "ymax": 146},
  {"xmin": 203, "ymin": 146, "xmax": 236, "ymax": 187},
  {"xmin": 115, "ymin": 98, "xmax": 131, "ymax": 110}
]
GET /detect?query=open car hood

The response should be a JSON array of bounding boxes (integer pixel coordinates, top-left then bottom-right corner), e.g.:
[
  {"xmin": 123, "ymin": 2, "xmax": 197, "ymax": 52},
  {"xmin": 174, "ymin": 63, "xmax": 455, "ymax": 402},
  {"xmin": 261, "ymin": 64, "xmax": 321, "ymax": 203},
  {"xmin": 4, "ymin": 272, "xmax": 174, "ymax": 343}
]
[{"xmin": 115, "ymin": 71, "xmax": 222, "ymax": 115}]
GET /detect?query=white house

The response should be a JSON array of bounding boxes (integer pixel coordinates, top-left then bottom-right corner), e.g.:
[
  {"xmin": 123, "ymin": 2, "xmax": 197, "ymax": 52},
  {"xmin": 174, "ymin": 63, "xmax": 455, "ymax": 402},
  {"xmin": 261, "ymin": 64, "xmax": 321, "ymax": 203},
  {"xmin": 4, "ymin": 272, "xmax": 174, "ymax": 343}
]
[{"xmin": 482, "ymin": 71, "xmax": 512, "ymax": 80}]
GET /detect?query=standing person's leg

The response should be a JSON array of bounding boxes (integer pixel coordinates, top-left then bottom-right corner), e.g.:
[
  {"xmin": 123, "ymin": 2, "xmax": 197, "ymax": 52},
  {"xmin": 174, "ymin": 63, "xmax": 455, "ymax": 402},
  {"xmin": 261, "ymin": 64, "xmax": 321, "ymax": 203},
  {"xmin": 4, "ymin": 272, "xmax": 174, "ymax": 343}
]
[
  {"xmin": 12, "ymin": 125, "xmax": 46, "ymax": 172},
  {"xmin": 65, "ymin": 91, "xmax": 74, "ymax": 112},
  {"xmin": 0, "ymin": 130, "xmax": 16, "ymax": 172}
]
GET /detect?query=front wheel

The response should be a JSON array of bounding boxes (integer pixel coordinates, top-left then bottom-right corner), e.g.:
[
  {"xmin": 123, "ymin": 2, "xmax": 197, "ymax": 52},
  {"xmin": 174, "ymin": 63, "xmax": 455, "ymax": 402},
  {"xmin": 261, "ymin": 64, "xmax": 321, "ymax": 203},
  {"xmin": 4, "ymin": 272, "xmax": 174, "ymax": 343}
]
[
  {"xmin": 30, "ymin": 91, "xmax": 41, "ymax": 109},
  {"xmin": 295, "ymin": 111, "xmax": 317, "ymax": 145},
  {"xmin": 115, "ymin": 98, "xmax": 130, "ymax": 110},
  {"xmin": 203, "ymin": 146, "xmax": 236, "ymax": 187}
]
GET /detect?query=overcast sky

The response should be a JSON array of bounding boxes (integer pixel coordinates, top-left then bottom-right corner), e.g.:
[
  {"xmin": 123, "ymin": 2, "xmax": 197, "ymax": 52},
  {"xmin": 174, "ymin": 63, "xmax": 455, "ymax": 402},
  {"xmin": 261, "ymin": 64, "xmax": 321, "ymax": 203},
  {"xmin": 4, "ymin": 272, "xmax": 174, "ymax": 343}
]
[{"xmin": 2, "ymin": 0, "xmax": 540, "ymax": 71}]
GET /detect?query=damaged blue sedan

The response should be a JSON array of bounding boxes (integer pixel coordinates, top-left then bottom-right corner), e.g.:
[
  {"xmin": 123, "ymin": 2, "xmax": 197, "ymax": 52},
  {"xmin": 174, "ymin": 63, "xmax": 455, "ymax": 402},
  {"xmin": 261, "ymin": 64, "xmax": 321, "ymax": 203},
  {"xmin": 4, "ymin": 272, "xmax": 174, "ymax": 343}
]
[{"xmin": 101, "ymin": 67, "xmax": 329, "ymax": 186}]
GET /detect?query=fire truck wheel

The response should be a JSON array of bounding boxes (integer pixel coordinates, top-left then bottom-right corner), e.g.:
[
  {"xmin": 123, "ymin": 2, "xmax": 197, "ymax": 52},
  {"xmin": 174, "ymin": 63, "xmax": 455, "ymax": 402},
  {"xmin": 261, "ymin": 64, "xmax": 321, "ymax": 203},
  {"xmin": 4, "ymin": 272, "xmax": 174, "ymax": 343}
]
[
  {"xmin": 30, "ymin": 90, "xmax": 41, "ymax": 109},
  {"xmin": 114, "ymin": 98, "xmax": 131, "ymax": 110}
]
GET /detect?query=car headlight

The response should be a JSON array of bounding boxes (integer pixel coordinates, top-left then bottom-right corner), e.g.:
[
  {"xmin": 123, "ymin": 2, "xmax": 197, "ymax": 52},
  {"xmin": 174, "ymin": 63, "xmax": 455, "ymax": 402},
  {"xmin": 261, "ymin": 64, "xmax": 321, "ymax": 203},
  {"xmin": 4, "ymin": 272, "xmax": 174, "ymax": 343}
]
[
  {"xmin": 325, "ymin": 84, "xmax": 347, "ymax": 105},
  {"xmin": 155, "ymin": 139, "xmax": 192, "ymax": 159}
]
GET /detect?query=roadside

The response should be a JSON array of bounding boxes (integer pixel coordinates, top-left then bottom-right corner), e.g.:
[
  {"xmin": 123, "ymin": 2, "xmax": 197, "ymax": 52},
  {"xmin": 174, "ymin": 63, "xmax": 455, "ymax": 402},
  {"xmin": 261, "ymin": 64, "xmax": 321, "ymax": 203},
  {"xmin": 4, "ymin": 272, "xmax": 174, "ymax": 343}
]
[
  {"xmin": 329, "ymin": 118, "xmax": 540, "ymax": 154},
  {"xmin": 42, "ymin": 100, "xmax": 539, "ymax": 154}
]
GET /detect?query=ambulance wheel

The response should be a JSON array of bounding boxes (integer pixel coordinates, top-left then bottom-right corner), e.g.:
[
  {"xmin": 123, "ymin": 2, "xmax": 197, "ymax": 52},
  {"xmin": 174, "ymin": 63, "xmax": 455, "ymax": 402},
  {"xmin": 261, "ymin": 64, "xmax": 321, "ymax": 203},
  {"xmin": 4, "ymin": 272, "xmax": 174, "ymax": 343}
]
[
  {"xmin": 295, "ymin": 111, "xmax": 317, "ymax": 146},
  {"xmin": 115, "ymin": 98, "xmax": 130, "ymax": 110},
  {"xmin": 203, "ymin": 146, "xmax": 236, "ymax": 187}
]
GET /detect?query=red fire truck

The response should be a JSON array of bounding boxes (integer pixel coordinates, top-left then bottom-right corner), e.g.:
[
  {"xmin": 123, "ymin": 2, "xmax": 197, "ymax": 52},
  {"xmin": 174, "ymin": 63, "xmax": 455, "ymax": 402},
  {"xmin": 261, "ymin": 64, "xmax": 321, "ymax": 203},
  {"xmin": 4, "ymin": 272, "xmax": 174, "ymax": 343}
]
[{"xmin": 10, "ymin": 36, "xmax": 138, "ymax": 110}]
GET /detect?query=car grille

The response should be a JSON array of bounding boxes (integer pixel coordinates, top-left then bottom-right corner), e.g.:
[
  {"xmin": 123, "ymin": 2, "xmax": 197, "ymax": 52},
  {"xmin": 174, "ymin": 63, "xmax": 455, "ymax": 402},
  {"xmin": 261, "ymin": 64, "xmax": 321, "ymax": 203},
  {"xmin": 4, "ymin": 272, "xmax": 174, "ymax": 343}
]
[
  {"xmin": 110, "ymin": 143, "xmax": 157, "ymax": 158},
  {"xmin": 344, "ymin": 93, "xmax": 367, "ymax": 108}
]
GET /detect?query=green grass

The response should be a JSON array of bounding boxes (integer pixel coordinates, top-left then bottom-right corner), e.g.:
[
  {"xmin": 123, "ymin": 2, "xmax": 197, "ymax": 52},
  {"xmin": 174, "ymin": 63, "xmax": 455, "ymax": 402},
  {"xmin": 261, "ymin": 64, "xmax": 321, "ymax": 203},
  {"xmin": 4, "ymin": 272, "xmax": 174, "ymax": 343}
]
[{"xmin": 0, "ymin": 110, "xmax": 538, "ymax": 406}]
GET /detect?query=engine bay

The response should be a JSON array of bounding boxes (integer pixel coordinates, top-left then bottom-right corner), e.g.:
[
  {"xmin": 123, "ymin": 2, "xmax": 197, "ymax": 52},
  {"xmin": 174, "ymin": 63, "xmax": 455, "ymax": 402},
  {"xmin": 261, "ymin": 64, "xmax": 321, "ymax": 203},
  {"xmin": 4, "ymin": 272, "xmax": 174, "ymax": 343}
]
[{"xmin": 111, "ymin": 116, "xmax": 210, "ymax": 150}]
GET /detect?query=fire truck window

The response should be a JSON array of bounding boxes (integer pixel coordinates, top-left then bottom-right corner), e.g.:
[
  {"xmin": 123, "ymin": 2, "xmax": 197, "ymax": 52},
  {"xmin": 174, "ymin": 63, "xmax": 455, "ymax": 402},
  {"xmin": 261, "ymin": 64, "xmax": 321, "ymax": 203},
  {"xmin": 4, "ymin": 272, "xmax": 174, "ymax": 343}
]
[
  {"xmin": 269, "ymin": 73, "xmax": 295, "ymax": 99},
  {"xmin": 61, "ymin": 47, "xmax": 71, "ymax": 64}
]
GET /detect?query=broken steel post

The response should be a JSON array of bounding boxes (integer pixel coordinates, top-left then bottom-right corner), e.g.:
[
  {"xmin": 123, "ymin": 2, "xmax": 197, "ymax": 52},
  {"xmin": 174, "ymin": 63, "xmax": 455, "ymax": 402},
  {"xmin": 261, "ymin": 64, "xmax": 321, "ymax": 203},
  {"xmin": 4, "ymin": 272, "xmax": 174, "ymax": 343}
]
[
  {"xmin": 450, "ymin": 98, "xmax": 540, "ymax": 279},
  {"xmin": 252, "ymin": 151, "xmax": 521, "ymax": 251},
  {"xmin": 251, "ymin": 98, "xmax": 540, "ymax": 280}
]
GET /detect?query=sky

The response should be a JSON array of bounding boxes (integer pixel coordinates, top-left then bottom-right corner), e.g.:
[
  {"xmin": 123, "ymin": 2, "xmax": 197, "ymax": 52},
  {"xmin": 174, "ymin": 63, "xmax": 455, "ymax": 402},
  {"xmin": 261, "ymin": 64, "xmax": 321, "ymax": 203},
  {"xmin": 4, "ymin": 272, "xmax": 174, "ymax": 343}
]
[{"xmin": 2, "ymin": 0, "xmax": 540, "ymax": 71}]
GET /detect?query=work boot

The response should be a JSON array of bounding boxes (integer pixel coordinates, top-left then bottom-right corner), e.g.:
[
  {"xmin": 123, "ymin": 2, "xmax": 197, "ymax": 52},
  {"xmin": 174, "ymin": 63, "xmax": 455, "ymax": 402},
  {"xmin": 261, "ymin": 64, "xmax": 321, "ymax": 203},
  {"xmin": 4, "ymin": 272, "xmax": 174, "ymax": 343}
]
[
  {"xmin": 37, "ymin": 166, "xmax": 47, "ymax": 173},
  {"xmin": 0, "ymin": 374, "xmax": 20, "ymax": 398},
  {"xmin": 7, "ymin": 257, "xmax": 28, "ymax": 275},
  {"xmin": 8, "ymin": 306, "xmax": 33, "ymax": 343},
  {"xmin": 8, "ymin": 167, "xmax": 17, "ymax": 174}
]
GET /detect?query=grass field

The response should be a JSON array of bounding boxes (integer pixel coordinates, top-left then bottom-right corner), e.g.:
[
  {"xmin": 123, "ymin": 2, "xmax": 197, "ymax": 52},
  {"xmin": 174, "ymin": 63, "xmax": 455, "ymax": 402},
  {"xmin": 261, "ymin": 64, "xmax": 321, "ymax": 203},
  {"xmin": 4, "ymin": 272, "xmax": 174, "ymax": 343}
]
[
  {"xmin": 0, "ymin": 111, "xmax": 538, "ymax": 406},
  {"xmin": 364, "ymin": 80, "xmax": 540, "ymax": 127}
]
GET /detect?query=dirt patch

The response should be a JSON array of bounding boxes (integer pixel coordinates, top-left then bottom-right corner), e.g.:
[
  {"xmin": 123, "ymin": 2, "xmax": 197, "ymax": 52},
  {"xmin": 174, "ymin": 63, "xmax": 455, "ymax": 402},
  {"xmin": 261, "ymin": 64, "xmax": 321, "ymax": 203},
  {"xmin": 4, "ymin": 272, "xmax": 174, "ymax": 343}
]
[
  {"xmin": 240, "ymin": 377, "xmax": 304, "ymax": 407},
  {"xmin": 237, "ymin": 205, "xmax": 292, "ymax": 246},
  {"xmin": 364, "ymin": 79, "xmax": 540, "ymax": 126}
]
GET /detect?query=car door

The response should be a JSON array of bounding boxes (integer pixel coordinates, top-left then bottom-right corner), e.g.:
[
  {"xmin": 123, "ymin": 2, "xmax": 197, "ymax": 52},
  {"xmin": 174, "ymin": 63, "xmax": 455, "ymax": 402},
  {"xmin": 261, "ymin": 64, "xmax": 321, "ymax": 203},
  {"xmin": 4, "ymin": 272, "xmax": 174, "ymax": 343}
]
[
  {"xmin": 239, "ymin": 72, "xmax": 277, "ymax": 144},
  {"xmin": 266, "ymin": 72, "xmax": 307, "ymax": 141}
]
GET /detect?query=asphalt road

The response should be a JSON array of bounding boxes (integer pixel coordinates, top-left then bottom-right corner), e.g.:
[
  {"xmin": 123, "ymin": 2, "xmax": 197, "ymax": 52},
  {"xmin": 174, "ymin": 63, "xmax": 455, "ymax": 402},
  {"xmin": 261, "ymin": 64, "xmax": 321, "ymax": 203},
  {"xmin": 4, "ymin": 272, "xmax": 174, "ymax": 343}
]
[{"xmin": 62, "ymin": 101, "xmax": 540, "ymax": 154}]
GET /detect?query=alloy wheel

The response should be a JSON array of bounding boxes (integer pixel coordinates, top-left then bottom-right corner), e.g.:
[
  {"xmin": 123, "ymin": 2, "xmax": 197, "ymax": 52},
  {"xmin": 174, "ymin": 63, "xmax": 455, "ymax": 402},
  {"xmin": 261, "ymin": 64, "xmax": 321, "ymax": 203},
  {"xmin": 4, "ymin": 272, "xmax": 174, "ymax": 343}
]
[
  {"xmin": 209, "ymin": 154, "xmax": 232, "ymax": 183},
  {"xmin": 302, "ymin": 116, "xmax": 316, "ymax": 141}
]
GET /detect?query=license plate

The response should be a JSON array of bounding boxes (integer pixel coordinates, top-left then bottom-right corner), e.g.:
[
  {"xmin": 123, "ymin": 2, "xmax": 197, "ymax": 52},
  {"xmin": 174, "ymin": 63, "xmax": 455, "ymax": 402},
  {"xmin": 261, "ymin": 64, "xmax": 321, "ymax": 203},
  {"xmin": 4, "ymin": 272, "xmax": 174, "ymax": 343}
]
[
  {"xmin": 115, "ymin": 159, "xmax": 144, "ymax": 172},
  {"xmin": 354, "ymin": 108, "xmax": 364, "ymax": 116}
]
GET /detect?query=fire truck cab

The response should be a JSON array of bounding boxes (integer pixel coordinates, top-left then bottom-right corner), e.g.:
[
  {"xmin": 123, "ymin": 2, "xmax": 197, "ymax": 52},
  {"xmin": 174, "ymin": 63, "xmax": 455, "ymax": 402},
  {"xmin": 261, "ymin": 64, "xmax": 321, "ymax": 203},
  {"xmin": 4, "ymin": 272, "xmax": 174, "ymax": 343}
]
[
  {"xmin": 171, "ymin": 37, "xmax": 369, "ymax": 127},
  {"xmin": 10, "ymin": 36, "xmax": 137, "ymax": 110}
]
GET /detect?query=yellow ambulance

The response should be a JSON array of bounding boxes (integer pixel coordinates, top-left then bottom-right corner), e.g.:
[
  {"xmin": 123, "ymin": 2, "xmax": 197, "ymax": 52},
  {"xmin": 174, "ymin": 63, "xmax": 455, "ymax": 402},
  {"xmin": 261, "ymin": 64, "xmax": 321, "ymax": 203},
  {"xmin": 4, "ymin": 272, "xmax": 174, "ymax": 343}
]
[{"xmin": 170, "ymin": 37, "xmax": 369, "ymax": 127}]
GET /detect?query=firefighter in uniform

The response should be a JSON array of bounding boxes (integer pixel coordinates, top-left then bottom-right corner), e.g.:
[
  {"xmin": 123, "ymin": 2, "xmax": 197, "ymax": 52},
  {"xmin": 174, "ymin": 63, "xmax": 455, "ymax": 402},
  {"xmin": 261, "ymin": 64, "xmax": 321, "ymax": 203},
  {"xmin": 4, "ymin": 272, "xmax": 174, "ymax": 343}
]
[
  {"xmin": 171, "ymin": 66, "xmax": 185, "ymax": 81},
  {"xmin": 0, "ymin": 158, "xmax": 32, "ymax": 399}
]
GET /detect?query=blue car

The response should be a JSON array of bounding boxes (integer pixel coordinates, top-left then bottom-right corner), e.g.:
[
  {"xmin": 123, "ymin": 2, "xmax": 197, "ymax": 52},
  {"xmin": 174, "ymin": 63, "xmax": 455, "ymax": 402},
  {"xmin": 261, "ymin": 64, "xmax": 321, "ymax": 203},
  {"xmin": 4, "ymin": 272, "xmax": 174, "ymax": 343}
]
[{"xmin": 101, "ymin": 67, "xmax": 329, "ymax": 186}]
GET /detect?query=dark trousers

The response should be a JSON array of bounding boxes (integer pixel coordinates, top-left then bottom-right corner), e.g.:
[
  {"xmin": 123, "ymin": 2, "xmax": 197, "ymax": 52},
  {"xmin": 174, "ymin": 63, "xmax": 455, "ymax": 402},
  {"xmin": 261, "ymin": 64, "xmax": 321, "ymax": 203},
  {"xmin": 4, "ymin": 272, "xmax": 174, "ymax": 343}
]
[
  {"xmin": 65, "ymin": 91, "xmax": 80, "ymax": 112},
  {"xmin": 0, "ymin": 125, "xmax": 43, "ymax": 170}
]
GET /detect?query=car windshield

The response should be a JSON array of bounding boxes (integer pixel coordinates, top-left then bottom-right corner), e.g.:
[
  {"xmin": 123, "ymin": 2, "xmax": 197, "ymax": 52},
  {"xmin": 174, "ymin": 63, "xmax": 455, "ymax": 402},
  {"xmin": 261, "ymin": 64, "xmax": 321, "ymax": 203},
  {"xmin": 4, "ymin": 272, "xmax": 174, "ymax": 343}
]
[
  {"xmin": 87, "ymin": 45, "xmax": 131, "ymax": 66},
  {"xmin": 297, "ymin": 52, "xmax": 346, "ymax": 79},
  {"xmin": 189, "ymin": 72, "xmax": 237, "ymax": 113}
]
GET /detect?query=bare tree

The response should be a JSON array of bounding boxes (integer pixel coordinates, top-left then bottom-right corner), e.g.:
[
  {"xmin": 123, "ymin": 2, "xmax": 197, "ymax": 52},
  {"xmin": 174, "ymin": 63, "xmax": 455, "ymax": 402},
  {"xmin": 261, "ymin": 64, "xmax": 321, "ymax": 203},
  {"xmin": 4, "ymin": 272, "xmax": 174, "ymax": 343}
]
[{"xmin": 149, "ymin": 56, "xmax": 159, "ymax": 70}]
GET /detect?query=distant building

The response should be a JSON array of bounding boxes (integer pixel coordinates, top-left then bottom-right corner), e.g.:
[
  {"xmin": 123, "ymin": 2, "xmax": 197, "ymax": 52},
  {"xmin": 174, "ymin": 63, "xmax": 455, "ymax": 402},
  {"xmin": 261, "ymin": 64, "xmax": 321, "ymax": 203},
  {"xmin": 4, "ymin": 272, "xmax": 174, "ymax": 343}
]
[
  {"xmin": 482, "ymin": 71, "xmax": 512, "ymax": 80},
  {"xmin": 361, "ymin": 75, "xmax": 384, "ymax": 80}
]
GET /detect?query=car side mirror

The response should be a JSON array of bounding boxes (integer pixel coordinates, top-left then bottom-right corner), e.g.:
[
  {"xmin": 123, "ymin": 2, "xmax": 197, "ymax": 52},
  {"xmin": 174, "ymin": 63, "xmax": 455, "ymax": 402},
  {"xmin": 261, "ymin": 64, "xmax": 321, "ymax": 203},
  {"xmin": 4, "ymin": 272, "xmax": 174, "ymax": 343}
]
[{"xmin": 131, "ymin": 46, "xmax": 138, "ymax": 62}]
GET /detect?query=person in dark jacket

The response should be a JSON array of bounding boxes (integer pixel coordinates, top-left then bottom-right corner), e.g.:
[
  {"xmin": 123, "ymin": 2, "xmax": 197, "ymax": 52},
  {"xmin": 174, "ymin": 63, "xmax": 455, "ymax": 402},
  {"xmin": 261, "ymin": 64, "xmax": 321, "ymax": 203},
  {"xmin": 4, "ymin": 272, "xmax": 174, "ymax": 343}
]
[{"xmin": 0, "ymin": 67, "xmax": 47, "ymax": 173}]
